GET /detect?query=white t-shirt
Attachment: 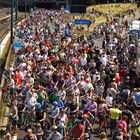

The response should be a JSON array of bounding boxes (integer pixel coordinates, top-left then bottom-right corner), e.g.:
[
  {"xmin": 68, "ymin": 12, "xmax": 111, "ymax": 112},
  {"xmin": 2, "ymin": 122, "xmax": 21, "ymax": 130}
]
[
  {"xmin": 100, "ymin": 56, "xmax": 108, "ymax": 66},
  {"xmin": 25, "ymin": 96, "xmax": 37, "ymax": 109},
  {"xmin": 106, "ymin": 96, "xmax": 113, "ymax": 107}
]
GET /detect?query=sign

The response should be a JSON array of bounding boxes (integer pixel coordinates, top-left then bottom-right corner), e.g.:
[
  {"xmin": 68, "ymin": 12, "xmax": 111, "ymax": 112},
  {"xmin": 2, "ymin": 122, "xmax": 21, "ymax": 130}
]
[
  {"xmin": 65, "ymin": 4, "xmax": 71, "ymax": 12},
  {"xmin": 14, "ymin": 40, "xmax": 23, "ymax": 49},
  {"xmin": 74, "ymin": 19, "xmax": 92, "ymax": 26}
]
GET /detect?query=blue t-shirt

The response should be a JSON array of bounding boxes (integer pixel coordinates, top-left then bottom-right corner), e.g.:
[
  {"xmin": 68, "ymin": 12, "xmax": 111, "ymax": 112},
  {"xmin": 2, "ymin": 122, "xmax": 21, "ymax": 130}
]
[
  {"xmin": 134, "ymin": 92, "xmax": 140, "ymax": 105},
  {"xmin": 57, "ymin": 100, "xmax": 64, "ymax": 108}
]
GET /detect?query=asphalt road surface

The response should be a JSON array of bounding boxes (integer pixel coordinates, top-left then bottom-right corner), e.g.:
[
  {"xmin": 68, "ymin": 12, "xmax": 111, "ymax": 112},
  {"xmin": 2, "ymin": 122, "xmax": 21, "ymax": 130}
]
[{"xmin": 16, "ymin": 11, "xmax": 140, "ymax": 140}]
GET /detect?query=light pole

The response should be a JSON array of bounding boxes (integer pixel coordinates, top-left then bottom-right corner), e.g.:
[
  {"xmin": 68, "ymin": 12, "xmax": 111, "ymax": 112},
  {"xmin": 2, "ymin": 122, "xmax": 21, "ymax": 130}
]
[
  {"xmin": 25, "ymin": 0, "xmax": 27, "ymax": 18},
  {"xmin": 15, "ymin": 0, "xmax": 18, "ymax": 22},
  {"xmin": 11, "ymin": 0, "xmax": 14, "ymax": 44}
]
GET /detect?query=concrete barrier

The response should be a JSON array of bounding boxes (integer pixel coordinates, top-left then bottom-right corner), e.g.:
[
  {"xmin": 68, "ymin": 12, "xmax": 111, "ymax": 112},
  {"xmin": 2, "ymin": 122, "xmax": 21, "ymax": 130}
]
[{"xmin": 0, "ymin": 17, "xmax": 27, "ymax": 131}]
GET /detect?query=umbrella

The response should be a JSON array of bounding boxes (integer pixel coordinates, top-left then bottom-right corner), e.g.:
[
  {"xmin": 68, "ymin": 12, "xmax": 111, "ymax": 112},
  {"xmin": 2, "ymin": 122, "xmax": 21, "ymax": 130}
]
[{"xmin": 72, "ymin": 58, "xmax": 79, "ymax": 65}]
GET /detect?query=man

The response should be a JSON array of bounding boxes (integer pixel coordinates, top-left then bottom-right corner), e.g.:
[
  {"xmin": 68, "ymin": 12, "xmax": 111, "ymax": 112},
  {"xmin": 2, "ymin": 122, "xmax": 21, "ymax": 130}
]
[
  {"xmin": 67, "ymin": 98, "xmax": 79, "ymax": 116},
  {"xmin": 132, "ymin": 126, "xmax": 140, "ymax": 140},
  {"xmin": 24, "ymin": 92, "xmax": 37, "ymax": 110},
  {"xmin": 56, "ymin": 95, "xmax": 64, "ymax": 109},
  {"xmin": 23, "ymin": 128, "xmax": 37, "ymax": 140},
  {"xmin": 133, "ymin": 88, "xmax": 140, "ymax": 105},
  {"xmin": 51, "ymin": 101, "xmax": 60, "ymax": 124},
  {"xmin": 47, "ymin": 125, "xmax": 63, "ymax": 140},
  {"xmin": 70, "ymin": 119, "xmax": 86, "ymax": 140},
  {"xmin": 11, "ymin": 102, "xmax": 19, "ymax": 127},
  {"xmin": 109, "ymin": 104, "xmax": 122, "ymax": 135}
]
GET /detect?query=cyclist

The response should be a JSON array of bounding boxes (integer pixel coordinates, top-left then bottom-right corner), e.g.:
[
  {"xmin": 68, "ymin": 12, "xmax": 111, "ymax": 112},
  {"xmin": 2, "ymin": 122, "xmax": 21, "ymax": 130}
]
[
  {"xmin": 24, "ymin": 92, "xmax": 37, "ymax": 121},
  {"xmin": 33, "ymin": 123, "xmax": 44, "ymax": 140},
  {"xmin": 132, "ymin": 126, "xmax": 140, "ymax": 140},
  {"xmin": 11, "ymin": 102, "xmax": 19, "ymax": 127},
  {"xmin": 87, "ymin": 97, "xmax": 97, "ymax": 119},
  {"xmin": 109, "ymin": 104, "xmax": 122, "ymax": 135},
  {"xmin": 35, "ymin": 103, "xmax": 46, "ymax": 127},
  {"xmin": 23, "ymin": 128, "xmax": 37, "ymax": 140},
  {"xmin": 70, "ymin": 119, "xmax": 86, "ymax": 140},
  {"xmin": 47, "ymin": 125, "xmax": 63, "ymax": 140},
  {"xmin": 97, "ymin": 98, "xmax": 109, "ymax": 131},
  {"xmin": 81, "ymin": 114, "xmax": 93, "ymax": 133},
  {"xmin": 55, "ymin": 116, "xmax": 65, "ymax": 137},
  {"xmin": 51, "ymin": 101, "xmax": 60, "ymax": 124}
]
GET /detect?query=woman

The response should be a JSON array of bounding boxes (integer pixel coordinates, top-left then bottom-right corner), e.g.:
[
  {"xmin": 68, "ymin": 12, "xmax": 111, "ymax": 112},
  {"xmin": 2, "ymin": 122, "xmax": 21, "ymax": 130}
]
[
  {"xmin": 97, "ymin": 98, "xmax": 109, "ymax": 131},
  {"xmin": 59, "ymin": 109, "xmax": 68, "ymax": 138},
  {"xmin": 87, "ymin": 97, "xmax": 97, "ymax": 119}
]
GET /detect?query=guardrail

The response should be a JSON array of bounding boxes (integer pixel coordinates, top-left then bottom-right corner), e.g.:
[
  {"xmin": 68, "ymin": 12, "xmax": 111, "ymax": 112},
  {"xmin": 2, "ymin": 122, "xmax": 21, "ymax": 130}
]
[
  {"xmin": 0, "ymin": 13, "xmax": 25, "ymax": 44},
  {"xmin": 0, "ymin": 16, "xmax": 27, "ymax": 135}
]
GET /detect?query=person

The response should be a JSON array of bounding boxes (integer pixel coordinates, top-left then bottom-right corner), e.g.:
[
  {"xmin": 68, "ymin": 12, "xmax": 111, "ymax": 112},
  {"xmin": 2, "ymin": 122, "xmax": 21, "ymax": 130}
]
[
  {"xmin": 106, "ymin": 93, "xmax": 113, "ymax": 108},
  {"xmin": 47, "ymin": 125, "xmax": 63, "ymax": 140},
  {"xmin": 55, "ymin": 116, "xmax": 65, "ymax": 137},
  {"xmin": 87, "ymin": 97, "xmax": 97, "ymax": 118},
  {"xmin": 81, "ymin": 114, "xmax": 93, "ymax": 133},
  {"xmin": 70, "ymin": 119, "xmax": 86, "ymax": 140},
  {"xmin": 109, "ymin": 104, "xmax": 122, "ymax": 135},
  {"xmin": 112, "ymin": 124, "xmax": 124, "ymax": 140},
  {"xmin": 24, "ymin": 92, "xmax": 37, "ymax": 111},
  {"xmin": 67, "ymin": 98, "xmax": 79, "ymax": 116},
  {"xmin": 3, "ymin": 7, "xmax": 140, "ymax": 140},
  {"xmin": 117, "ymin": 115, "xmax": 128, "ymax": 138},
  {"xmin": 35, "ymin": 103, "xmax": 46, "ymax": 127},
  {"xmin": 33, "ymin": 123, "xmax": 44, "ymax": 140},
  {"xmin": 11, "ymin": 102, "xmax": 19, "ymax": 127},
  {"xmin": 56, "ymin": 95, "xmax": 65, "ymax": 109},
  {"xmin": 3, "ymin": 133, "xmax": 12, "ymax": 140},
  {"xmin": 97, "ymin": 98, "xmax": 109, "ymax": 131},
  {"xmin": 23, "ymin": 128, "xmax": 37, "ymax": 140},
  {"xmin": 133, "ymin": 88, "xmax": 140, "ymax": 105},
  {"xmin": 132, "ymin": 126, "xmax": 140, "ymax": 140},
  {"xmin": 51, "ymin": 101, "xmax": 60, "ymax": 124},
  {"xmin": 100, "ymin": 132, "xmax": 108, "ymax": 140}
]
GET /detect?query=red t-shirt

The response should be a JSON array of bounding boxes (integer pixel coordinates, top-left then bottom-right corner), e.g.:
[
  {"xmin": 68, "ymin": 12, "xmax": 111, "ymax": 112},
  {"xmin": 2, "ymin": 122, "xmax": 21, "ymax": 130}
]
[
  {"xmin": 71, "ymin": 123, "xmax": 85, "ymax": 139},
  {"xmin": 15, "ymin": 72, "xmax": 21, "ymax": 85}
]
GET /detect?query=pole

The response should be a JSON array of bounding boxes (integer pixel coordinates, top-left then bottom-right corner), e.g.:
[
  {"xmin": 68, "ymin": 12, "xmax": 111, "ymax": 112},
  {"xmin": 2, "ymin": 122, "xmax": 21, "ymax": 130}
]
[
  {"xmin": 11, "ymin": 0, "xmax": 14, "ymax": 44},
  {"xmin": 0, "ymin": 0, "xmax": 1, "ymax": 42},
  {"xmin": 16, "ymin": 0, "xmax": 18, "ymax": 21},
  {"xmin": 25, "ymin": 0, "xmax": 27, "ymax": 18},
  {"xmin": 29, "ymin": 0, "xmax": 31, "ymax": 14}
]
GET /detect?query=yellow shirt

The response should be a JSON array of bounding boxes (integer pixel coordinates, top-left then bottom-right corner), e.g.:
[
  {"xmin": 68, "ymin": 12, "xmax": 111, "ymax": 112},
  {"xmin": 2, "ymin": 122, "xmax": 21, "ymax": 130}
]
[
  {"xmin": 133, "ymin": 127, "xmax": 140, "ymax": 137},
  {"xmin": 110, "ymin": 108, "xmax": 122, "ymax": 120}
]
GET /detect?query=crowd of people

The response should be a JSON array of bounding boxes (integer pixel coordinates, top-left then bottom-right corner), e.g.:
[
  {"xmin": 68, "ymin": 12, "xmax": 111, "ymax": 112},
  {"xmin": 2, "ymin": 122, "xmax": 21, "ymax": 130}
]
[
  {"xmin": 1, "ymin": 7, "xmax": 140, "ymax": 140},
  {"xmin": 0, "ymin": 7, "xmax": 11, "ymax": 15}
]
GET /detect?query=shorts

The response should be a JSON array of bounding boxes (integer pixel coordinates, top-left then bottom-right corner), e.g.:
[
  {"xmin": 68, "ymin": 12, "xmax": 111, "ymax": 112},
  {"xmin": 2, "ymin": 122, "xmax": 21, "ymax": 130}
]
[
  {"xmin": 12, "ymin": 117, "xmax": 19, "ymax": 125},
  {"xmin": 10, "ymin": 87, "xmax": 15, "ymax": 95},
  {"xmin": 110, "ymin": 119, "xmax": 117, "ymax": 130}
]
